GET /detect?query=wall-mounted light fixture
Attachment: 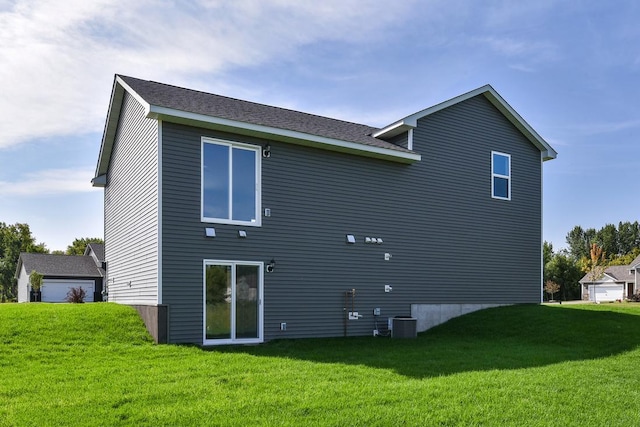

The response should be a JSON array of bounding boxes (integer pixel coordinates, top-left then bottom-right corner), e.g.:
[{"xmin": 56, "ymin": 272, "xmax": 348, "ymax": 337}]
[
  {"xmin": 238, "ymin": 230, "xmax": 247, "ymax": 238},
  {"xmin": 266, "ymin": 259, "xmax": 276, "ymax": 273},
  {"xmin": 262, "ymin": 144, "xmax": 271, "ymax": 158},
  {"xmin": 346, "ymin": 234, "xmax": 356, "ymax": 244}
]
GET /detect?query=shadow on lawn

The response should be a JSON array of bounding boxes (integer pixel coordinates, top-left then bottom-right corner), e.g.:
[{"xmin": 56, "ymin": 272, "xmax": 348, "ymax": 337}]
[{"xmin": 214, "ymin": 304, "xmax": 640, "ymax": 378}]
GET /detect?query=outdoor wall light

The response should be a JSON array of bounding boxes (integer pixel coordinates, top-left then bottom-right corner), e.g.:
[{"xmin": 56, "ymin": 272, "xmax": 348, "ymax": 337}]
[
  {"xmin": 262, "ymin": 144, "xmax": 271, "ymax": 158},
  {"xmin": 266, "ymin": 259, "xmax": 276, "ymax": 273}
]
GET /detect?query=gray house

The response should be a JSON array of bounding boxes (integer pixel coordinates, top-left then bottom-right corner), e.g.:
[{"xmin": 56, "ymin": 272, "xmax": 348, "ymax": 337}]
[
  {"xmin": 579, "ymin": 254, "xmax": 640, "ymax": 302},
  {"xmin": 16, "ymin": 243, "xmax": 105, "ymax": 303},
  {"xmin": 93, "ymin": 75, "xmax": 557, "ymax": 345}
]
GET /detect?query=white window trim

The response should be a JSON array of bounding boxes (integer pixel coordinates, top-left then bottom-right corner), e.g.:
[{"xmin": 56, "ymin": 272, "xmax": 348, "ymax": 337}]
[
  {"xmin": 201, "ymin": 137, "xmax": 262, "ymax": 226},
  {"xmin": 491, "ymin": 151, "xmax": 511, "ymax": 201},
  {"xmin": 202, "ymin": 259, "xmax": 264, "ymax": 346}
]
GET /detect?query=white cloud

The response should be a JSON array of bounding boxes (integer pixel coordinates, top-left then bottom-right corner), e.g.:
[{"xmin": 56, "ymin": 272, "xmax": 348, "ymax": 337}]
[
  {"xmin": 0, "ymin": 0, "xmax": 417, "ymax": 149},
  {"xmin": 0, "ymin": 168, "xmax": 98, "ymax": 196}
]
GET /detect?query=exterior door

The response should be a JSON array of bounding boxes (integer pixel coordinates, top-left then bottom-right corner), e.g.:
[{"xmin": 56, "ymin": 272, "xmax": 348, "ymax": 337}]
[{"xmin": 203, "ymin": 260, "xmax": 263, "ymax": 345}]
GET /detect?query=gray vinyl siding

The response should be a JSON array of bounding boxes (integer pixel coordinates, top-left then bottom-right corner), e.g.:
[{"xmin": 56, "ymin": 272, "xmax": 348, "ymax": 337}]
[
  {"xmin": 160, "ymin": 94, "xmax": 542, "ymax": 344},
  {"xmin": 104, "ymin": 92, "xmax": 159, "ymax": 304}
]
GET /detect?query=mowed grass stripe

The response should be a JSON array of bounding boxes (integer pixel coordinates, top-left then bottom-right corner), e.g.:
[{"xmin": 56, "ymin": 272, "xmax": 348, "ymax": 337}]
[{"xmin": 1, "ymin": 303, "xmax": 640, "ymax": 426}]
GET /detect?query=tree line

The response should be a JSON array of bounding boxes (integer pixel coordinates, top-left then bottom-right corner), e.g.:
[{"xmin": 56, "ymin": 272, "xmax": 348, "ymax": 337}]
[
  {"xmin": 544, "ymin": 221, "xmax": 640, "ymax": 301},
  {"xmin": 0, "ymin": 222, "xmax": 103, "ymax": 302}
]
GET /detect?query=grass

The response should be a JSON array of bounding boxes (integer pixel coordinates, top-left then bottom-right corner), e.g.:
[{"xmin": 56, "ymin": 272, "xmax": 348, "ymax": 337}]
[{"xmin": 2, "ymin": 303, "xmax": 640, "ymax": 426}]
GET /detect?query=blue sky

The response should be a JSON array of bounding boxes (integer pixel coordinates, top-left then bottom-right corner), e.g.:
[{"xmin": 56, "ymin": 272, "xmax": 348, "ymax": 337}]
[{"xmin": 0, "ymin": 0, "xmax": 638, "ymax": 252}]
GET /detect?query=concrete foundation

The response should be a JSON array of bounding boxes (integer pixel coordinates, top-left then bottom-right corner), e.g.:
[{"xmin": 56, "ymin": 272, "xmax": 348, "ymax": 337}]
[
  {"xmin": 411, "ymin": 303, "xmax": 507, "ymax": 332},
  {"xmin": 131, "ymin": 304, "xmax": 168, "ymax": 344}
]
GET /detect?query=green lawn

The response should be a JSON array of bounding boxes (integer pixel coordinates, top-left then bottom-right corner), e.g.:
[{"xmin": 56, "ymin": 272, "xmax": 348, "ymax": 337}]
[{"xmin": 2, "ymin": 303, "xmax": 640, "ymax": 426}]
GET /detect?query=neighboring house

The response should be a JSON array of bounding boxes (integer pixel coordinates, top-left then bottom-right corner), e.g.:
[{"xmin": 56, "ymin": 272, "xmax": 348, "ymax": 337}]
[
  {"xmin": 580, "ymin": 254, "xmax": 640, "ymax": 302},
  {"xmin": 16, "ymin": 243, "xmax": 105, "ymax": 303},
  {"xmin": 92, "ymin": 75, "xmax": 557, "ymax": 345}
]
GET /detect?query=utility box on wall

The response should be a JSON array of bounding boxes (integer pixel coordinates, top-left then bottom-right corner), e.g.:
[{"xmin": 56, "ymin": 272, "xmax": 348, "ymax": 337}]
[{"xmin": 392, "ymin": 316, "xmax": 417, "ymax": 339}]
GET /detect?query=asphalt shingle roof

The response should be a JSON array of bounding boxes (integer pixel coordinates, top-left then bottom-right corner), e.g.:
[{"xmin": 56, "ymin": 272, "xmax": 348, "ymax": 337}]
[
  {"xmin": 18, "ymin": 253, "xmax": 102, "ymax": 278},
  {"xmin": 118, "ymin": 75, "xmax": 412, "ymax": 154},
  {"xmin": 580, "ymin": 265, "xmax": 636, "ymax": 284},
  {"xmin": 86, "ymin": 243, "xmax": 104, "ymax": 262}
]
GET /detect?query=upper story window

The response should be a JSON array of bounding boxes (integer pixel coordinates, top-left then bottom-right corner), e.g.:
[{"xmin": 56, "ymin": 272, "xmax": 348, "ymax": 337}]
[
  {"xmin": 202, "ymin": 137, "xmax": 261, "ymax": 226},
  {"xmin": 491, "ymin": 151, "xmax": 511, "ymax": 200}
]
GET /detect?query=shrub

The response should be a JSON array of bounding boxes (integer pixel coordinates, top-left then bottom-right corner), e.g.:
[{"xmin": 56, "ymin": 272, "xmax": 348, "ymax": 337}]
[
  {"xmin": 66, "ymin": 287, "xmax": 86, "ymax": 303},
  {"xmin": 629, "ymin": 292, "xmax": 640, "ymax": 302},
  {"xmin": 29, "ymin": 270, "xmax": 43, "ymax": 292}
]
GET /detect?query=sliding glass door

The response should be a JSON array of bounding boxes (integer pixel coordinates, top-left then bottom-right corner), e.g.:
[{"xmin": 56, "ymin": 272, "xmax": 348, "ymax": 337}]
[{"xmin": 204, "ymin": 260, "xmax": 263, "ymax": 344}]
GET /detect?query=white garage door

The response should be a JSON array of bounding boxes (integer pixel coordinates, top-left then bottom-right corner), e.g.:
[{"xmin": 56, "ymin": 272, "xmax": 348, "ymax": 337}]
[
  {"xmin": 590, "ymin": 284, "xmax": 623, "ymax": 302},
  {"xmin": 41, "ymin": 279, "xmax": 95, "ymax": 303}
]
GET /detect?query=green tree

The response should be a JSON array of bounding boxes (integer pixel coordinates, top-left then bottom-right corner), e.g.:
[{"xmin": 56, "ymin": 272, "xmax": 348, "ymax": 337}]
[
  {"xmin": 617, "ymin": 221, "xmax": 640, "ymax": 255},
  {"xmin": 543, "ymin": 241, "xmax": 554, "ymax": 267},
  {"xmin": 566, "ymin": 226, "xmax": 595, "ymax": 260},
  {"xmin": 0, "ymin": 222, "xmax": 48, "ymax": 302},
  {"xmin": 66, "ymin": 238, "xmax": 104, "ymax": 256},
  {"xmin": 595, "ymin": 223, "xmax": 619, "ymax": 260},
  {"xmin": 545, "ymin": 251, "xmax": 583, "ymax": 301},
  {"xmin": 609, "ymin": 248, "xmax": 640, "ymax": 266}
]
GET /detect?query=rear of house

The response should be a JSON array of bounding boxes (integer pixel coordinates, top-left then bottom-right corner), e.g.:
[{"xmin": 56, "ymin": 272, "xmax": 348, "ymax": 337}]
[{"xmin": 93, "ymin": 75, "xmax": 556, "ymax": 345}]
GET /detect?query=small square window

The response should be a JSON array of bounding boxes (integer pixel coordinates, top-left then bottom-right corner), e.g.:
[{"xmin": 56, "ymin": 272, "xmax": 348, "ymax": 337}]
[{"xmin": 491, "ymin": 152, "xmax": 511, "ymax": 200}]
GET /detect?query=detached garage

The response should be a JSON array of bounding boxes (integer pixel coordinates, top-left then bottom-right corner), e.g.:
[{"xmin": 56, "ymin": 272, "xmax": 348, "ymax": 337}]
[
  {"xmin": 587, "ymin": 283, "xmax": 624, "ymax": 302},
  {"xmin": 16, "ymin": 244, "xmax": 104, "ymax": 303},
  {"xmin": 41, "ymin": 279, "xmax": 96, "ymax": 302}
]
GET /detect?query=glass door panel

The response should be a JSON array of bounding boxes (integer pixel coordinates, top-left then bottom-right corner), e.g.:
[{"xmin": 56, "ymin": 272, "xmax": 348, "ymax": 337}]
[
  {"xmin": 205, "ymin": 264, "xmax": 232, "ymax": 340},
  {"xmin": 235, "ymin": 265, "xmax": 259, "ymax": 339},
  {"xmin": 204, "ymin": 261, "xmax": 262, "ymax": 344}
]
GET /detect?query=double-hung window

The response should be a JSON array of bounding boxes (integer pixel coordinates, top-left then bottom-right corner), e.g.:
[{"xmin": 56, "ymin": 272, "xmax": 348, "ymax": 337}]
[
  {"xmin": 491, "ymin": 151, "xmax": 511, "ymax": 200},
  {"xmin": 202, "ymin": 137, "xmax": 261, "ymax": 225}
]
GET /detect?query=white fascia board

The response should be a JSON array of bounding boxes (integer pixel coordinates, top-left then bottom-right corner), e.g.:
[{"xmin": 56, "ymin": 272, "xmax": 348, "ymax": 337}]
[
  {"xmin": 147, "ymin": 105, "xmax": 421, "ymax": 163},
  {"xmin": 14, "ymin": 257, "xmax": 24, "ymax": 280},
  {"xmin": 373, "ymin": 120, "xmax": 416, "ymax": 138},
  {"xmin": 375, "ymin": 84, "xmax": 558, "ymax": 161},
  {"xmin": 481, "ymin": 87, "xmax": 557, "ymax": 161},
  {"xmin": 94, "ymin": 75, "xmax": 153, "ymax": 181},
  {"xmin": 91, "ymin": 174, "xmax": 107, "ymax": 187},
  {"xmin": 116, "ymin": 75, "xmax": 152, "ymax": 114},
  {"xmin": 94, "ymin": 81, "xmax": 124, "ymax": 180}
]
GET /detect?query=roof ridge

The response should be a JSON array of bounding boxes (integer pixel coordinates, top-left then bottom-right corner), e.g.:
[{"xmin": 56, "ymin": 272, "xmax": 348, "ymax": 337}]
[{"xmin": 21, "ymin": 252, "xmax": 91, "ymax": 257}]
